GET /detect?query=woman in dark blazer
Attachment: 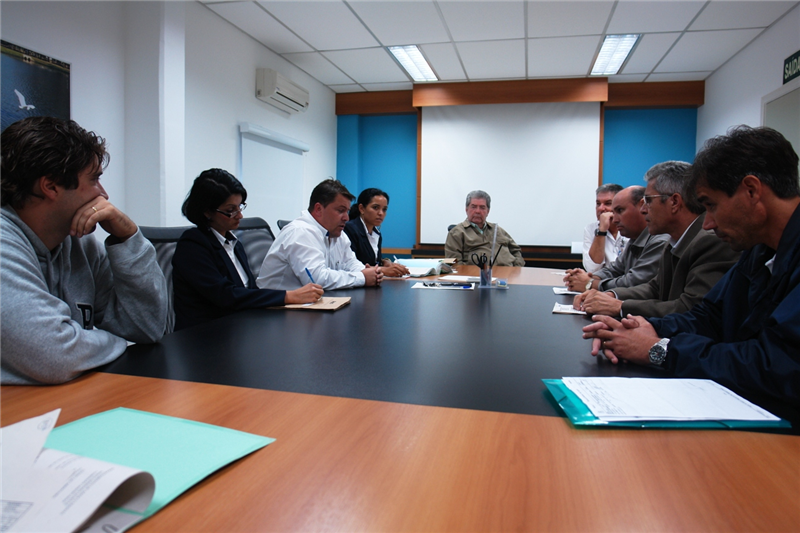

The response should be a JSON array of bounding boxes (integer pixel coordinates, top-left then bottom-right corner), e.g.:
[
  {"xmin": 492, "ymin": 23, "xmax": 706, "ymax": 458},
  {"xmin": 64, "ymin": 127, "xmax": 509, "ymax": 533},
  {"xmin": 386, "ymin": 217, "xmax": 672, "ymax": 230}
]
[
  {"xmin": 343, "ymin": 188, "xmax": 410, "ymax": 278},
  {"xmin": 172, "ymin": 169, "xmax": 322, "ymax": 331}
]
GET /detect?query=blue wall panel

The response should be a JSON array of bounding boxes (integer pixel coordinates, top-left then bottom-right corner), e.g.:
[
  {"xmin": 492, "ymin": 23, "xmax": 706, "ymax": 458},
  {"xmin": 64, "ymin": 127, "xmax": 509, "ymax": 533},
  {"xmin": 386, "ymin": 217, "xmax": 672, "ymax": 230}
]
[
  {"xmin": 603, "ymin": 108, "xmax": 697, "ymax": 187},
  {"xmin": 336, "ymin": 114, "xmax": 417, "ymax": 250}
]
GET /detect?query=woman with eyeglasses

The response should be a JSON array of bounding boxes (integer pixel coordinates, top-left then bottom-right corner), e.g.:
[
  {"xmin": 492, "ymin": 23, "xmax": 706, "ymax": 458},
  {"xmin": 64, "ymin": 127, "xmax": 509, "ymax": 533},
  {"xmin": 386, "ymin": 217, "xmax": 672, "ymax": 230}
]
[
  {"xmin": 172, "ymin": 169, "xmax": 322, "ymax": 331},
  {"xmin": 343, "ymin": 188, "xmax": 410, "ymax": 278}
]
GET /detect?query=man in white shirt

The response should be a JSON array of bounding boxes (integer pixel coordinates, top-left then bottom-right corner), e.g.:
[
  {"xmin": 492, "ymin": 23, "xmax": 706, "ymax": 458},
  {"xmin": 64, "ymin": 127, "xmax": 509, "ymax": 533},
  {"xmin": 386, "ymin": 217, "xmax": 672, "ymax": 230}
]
[
  {"xmin": 583, "ymin": 183, "xmax": 626, "ymax": 273},
  {"xmin": 257, "ymin": 179, "xmax": 382, "ymax": 290}
]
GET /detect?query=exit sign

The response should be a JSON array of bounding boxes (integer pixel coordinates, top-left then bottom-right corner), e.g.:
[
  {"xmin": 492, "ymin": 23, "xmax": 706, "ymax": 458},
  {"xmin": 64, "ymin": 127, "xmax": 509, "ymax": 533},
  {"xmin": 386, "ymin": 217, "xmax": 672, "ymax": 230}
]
[{"xmin": 785, "ymin": 50, "xmax": 800, "ymax": 84}]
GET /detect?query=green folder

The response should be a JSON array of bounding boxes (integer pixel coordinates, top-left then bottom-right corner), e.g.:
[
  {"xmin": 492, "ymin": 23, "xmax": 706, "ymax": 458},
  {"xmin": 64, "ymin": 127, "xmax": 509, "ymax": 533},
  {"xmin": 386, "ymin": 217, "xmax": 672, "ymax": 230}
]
[
  {"xmin": 45, "ymin": 408, "xmax": 274, "ymax": 518},
  {"xmin": 543, "ymin": 379, "xmax": 791, "ymax": 429}
]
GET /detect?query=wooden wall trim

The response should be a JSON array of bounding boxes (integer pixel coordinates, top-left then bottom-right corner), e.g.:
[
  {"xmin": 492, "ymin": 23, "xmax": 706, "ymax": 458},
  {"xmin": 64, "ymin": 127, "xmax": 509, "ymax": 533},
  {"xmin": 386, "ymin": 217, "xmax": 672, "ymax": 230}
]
[
  {"xmin": 336, "ymin": 90, "xmax": 415, "ymax": 115},
  {"xmin": 412, "ymin": 78, "xmax": 608, "ymax": 107},
  {"xmin": 606, "ymin": 81, "xmax": 705, "ymax": 108}
]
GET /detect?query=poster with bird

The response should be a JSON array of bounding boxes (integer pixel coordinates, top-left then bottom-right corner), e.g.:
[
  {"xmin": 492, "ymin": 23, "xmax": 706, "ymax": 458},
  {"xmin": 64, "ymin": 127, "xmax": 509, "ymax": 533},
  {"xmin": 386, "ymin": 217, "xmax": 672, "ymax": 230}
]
[{"xmin": 2, "ymin": 40, "xmax": 70, "ymax": 132}]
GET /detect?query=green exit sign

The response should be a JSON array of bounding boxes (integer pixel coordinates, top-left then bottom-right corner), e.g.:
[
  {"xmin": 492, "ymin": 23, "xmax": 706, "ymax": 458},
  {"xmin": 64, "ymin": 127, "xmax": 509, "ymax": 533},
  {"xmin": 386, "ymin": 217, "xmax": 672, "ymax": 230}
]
[{"xmin": 785, "ymin": 50, "xmax": 800, "ymax": 84}]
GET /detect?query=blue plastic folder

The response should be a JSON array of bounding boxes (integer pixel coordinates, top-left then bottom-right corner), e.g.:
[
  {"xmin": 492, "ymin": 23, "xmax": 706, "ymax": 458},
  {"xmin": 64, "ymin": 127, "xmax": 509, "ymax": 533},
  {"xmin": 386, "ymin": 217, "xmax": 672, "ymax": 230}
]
[
  {"xmin": 45, "ymin": 408, "xmax": 274, "ymax": 517},
  {"xmin": 543, "ymin": 379, "xmax": 791, "ymax": 429}
]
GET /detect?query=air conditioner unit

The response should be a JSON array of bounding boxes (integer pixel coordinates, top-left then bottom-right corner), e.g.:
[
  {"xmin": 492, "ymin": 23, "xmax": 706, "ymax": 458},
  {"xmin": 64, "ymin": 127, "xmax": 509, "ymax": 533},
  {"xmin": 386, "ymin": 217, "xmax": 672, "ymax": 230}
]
[{"xmin": 256, "ymin": 68, "xmax": 309, "ymax": 114}]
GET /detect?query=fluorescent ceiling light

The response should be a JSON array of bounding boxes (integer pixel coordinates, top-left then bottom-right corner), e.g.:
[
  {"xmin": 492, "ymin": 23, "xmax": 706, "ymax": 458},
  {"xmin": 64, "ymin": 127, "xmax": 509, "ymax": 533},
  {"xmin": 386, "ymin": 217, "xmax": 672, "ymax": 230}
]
[
  {"xmin": 388, "ymin": 45, "xmax": 438, "ymax": 82},
  {"xmin": 591, "ymin": 34, "xmax": 640, "ymax": 76}
]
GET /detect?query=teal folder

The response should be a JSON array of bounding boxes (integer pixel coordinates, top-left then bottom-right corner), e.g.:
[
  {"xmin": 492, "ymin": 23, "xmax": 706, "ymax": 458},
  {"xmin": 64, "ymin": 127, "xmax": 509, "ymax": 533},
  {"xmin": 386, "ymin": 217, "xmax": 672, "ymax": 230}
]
[
  {"xmin": 45, "ymin": 408, "xmax": 274, "ymax": 518},
  {"xmin": 543, "ymin": 379, "xmax": 791, "ymax": 429}
]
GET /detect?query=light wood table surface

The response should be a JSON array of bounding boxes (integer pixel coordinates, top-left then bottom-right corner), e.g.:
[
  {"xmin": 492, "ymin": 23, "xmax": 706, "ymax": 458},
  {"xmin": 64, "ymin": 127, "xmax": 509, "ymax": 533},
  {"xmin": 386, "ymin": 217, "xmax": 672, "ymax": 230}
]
[
  {"xmin": 4, "ymin": 372, "xmax": 798, "ymax": 532},
  {"xmin": 410, "ymin": 265, "xmax": 566, "ymax": 286}
]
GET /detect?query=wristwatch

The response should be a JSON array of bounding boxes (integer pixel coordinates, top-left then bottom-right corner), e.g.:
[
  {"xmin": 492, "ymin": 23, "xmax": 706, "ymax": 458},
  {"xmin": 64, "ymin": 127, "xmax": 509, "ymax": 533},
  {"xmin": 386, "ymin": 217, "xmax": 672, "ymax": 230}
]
[
  {"xmin": 585, "ymin": 279, "xmax": 593, "ymax": 291},
  {"xmin": 648, "ymin": 338, "xmax": 670, "ymax": 366},
  {"xmin": 594, "ymin": 228, "xmax": 608, "ymax": 236}
]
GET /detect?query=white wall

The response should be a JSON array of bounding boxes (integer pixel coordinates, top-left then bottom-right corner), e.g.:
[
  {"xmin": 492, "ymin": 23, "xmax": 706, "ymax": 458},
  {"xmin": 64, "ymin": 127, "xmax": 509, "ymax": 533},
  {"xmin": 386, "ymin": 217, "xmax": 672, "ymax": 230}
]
[
  {"xmin": 697, "ymin": 4, "xmax": 800, "ymax": 145},
  {"xmin": 184, "ymin": 2, "xmax": 337, "ymax": 222},
  {"xmin": 2, "ymin": 1, "xmax": 128, "ymax": 209},
  {"xmin": 1, "ymin": 1, "xmax": 338, "ymax": 228}
]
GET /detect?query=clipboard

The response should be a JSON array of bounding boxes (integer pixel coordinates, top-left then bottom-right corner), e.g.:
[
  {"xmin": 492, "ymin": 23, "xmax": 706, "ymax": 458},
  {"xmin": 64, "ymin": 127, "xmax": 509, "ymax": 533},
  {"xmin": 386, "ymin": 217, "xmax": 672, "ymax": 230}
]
[
  {"xmin": 542, "ymin": 379, "xmax": 791, "ymax": 429},
  {"xmin": 282, "ymin": 297, "xmax": 351, "ymax": 311}
]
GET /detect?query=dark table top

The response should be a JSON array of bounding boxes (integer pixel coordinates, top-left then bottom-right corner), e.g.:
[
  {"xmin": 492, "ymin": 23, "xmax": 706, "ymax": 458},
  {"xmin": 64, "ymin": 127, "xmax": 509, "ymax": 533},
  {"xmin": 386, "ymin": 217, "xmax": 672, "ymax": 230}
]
[{"xmin": 106, "ymin": 282, "xmax": 665, "ymax": 417}]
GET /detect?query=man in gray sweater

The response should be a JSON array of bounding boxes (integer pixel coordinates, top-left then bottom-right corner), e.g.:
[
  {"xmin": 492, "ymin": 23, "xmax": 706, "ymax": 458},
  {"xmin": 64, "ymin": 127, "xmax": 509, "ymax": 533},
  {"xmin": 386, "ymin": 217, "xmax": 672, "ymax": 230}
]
[{"xmin": 1, "ymin": 117, "xmax": 167, "ymax": 385}]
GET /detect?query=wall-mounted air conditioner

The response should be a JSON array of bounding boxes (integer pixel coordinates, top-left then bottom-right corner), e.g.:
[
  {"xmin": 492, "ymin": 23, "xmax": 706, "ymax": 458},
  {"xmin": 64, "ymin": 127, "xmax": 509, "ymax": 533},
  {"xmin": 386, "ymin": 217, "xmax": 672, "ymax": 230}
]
[{"xmin": 256, "ymin": 68, "xmax": 309, "ymax": 114}]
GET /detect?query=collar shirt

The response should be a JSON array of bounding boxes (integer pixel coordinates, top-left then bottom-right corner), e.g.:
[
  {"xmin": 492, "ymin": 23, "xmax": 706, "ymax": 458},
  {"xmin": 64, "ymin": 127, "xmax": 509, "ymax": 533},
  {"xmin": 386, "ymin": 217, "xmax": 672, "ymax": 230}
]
[
  {"xmin": 444, "ymin": 220, "xmax": 526, "ymax": 267},
  {"xmin": 256, "ymin": 210, "xmax": 365, "ymax": 290},
  {"xmin": 582, "ymin": 220, "xmax": 628, "ymax": 274},
  {"xmin": 361, "ymin": 218, "xmax": 381, "ymax": 262},
  {"xmin": 210, "ymin": 228, "xmax": 249, "ymax": 288},
  {"xmin": 595, "ymin": 227, "xmax": 669, "ymax": 290}
]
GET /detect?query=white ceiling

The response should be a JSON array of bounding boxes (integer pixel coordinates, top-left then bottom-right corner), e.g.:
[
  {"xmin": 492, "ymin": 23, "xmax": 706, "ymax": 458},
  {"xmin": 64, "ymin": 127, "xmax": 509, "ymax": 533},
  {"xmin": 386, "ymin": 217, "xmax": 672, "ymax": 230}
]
[{"xmin": 202, "ymin": 0, "xmax": 799, "ymax": 93}]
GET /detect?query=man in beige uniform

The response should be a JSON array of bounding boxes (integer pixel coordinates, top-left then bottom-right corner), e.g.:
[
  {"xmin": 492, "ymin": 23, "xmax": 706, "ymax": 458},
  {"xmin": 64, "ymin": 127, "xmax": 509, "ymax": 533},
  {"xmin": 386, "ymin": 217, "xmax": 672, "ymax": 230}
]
[{"xmin": 445, "ymin": 190, "xmax": 525, "ymax": 267}]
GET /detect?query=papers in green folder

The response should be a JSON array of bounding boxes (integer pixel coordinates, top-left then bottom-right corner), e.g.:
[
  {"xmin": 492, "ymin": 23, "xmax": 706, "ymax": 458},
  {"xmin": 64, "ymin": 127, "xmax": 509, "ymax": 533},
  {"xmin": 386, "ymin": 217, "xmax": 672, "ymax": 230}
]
[
  {"xmin": 543, "ymin": 378, "xmax": 790, "ymax": 429},
  {"xmin": 45, "ymin": 408, "xmax": 274, "ymax": 518}
]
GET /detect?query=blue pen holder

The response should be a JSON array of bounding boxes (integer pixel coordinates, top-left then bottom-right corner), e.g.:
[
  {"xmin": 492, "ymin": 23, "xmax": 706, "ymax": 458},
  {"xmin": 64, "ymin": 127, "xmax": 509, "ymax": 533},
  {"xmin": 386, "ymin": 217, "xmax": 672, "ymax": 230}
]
[{"xmin": 480, "ymin": 267, "xmax": 492, "ymax": 287}]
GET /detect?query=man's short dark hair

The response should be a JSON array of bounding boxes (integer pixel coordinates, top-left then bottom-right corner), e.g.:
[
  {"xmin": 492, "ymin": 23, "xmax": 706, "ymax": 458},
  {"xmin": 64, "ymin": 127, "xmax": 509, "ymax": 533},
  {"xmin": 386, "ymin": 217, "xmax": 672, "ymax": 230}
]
[
  {"xmin": 596, "ymin": 183, "xmax": 623, "ymax": 196},
  {"xmin": 628, "ymin": 185, "xmax": 646, "ymax": 205},
  {"xmin": 1, "ymin": 116, "xmax": 109, "ymax": 209},
  {"xmin": 644, "ymin": 161, "xmax": 704, "ymax": 215},
  {"xmin": 309, "ymin": 179, "xmax": 354, "ymax": 211},
  {"xmin": 182, "ymin": 168, "xmax": 247, "ymax": 228},
  {"xmin": 691, "ymin": 125, "xmax": 800, "ymax": 199}
]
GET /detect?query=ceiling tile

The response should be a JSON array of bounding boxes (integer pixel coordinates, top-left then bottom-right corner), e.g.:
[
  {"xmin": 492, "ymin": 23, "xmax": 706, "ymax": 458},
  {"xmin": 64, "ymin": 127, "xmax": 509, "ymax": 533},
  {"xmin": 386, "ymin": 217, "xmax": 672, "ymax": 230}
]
[
  {"xmin": 457, "ymin": 40, "xmax": 526, "ymax": 79},
  {"xmin": 608, "ymin": 74, "xmax": 648, "ymax": 83},
  {"xmin": 656, "ymin": 28, "xmax": 763, "ymax": 72},
  {"xmin": 528, "ymin": 1, "xmax": 614, "ymax": 38},
  {"xmin": 646, "ymin": 71, "xmax": 711, "ymax": 82},
  {"xmin": 527, "ymin": 35, "xmax": 601, "ymax": 77},
  {"xmin": 257, "ymin": 1, "xmax": 378, "ymax": 50},
  {"xmin": 689, "ymin": 1, "xmax": 797, "ymax": 31},
  {"xmin": 361, "ymin": 82, "xmax": 414, "ymax": 91},
  {"xmin": 348, "ymin": 1, "xmax": 449, "ymax": 46},
  {"xmin": 206, "ymin": 2, "xmax": 312, "ymax": 53},
  {"xmin": 621, "ymin": 32, "xmax": 680, "ymax": 74},
  {"xmin": 607, "ymin": 1, "xmax": 706, "ymax": 33},
  {"xmin": 282, "ymin": 52, "xmax": 354, "ymax": 85},
  {"xmin": 420, "ymin": 42, "xmax": 466, "ymax": 81},
  {"xmin": 439, "ymin": 1, "xmax": 525, "ymax": 42},
  {"xmin": 329, "ymin": 84, "xmax": 365, "ymax": 93},
  {"xmin": 323, "ymin": 48, "xmax": 409, "ymax": 83}
]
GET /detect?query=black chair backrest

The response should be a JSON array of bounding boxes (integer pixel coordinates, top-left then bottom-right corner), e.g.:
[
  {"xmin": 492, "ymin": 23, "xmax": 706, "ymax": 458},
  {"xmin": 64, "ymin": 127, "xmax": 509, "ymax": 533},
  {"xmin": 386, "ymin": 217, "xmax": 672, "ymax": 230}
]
[
  {"xmin": 277, "ymin": 219, "xmax": 292, "ymax": 230},
  {"xmin": 140, "ymin": 225, "xmax": 192, "ymax": 335},
  {"xmin": 447, "ymin": 224, "xmax": 456, "ymax": 232},
  {"xmin": 234, "ymin": 217, "xmax": 275, "ymax": 276}
]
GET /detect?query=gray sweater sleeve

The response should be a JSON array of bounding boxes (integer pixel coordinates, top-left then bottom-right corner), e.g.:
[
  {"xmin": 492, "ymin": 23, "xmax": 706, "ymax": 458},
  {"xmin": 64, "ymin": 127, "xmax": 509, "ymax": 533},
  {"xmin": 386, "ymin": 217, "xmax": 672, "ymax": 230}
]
[
  {"xmin": 597, "ymin": 234, "xmax": 668, "ymax": 290},
  {"xmin": 0, "ymin": 228, "xmax": 167, "ymax": 385}
]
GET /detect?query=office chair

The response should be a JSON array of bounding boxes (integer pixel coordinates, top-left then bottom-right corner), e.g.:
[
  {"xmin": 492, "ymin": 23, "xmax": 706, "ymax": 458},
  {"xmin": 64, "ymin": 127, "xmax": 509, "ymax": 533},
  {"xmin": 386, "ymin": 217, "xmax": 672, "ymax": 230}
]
[
  {"xmin": 277, "ymin": 219, "xmax": 291, "ymax": 230},
  {"xmin": 234, "ymin": 217, "xmax": 276, "ymax": 275},
  {"xmin": 447, "ymin": 224, "xmax": 456, "ymax": 232},
  {"xmin": 140, "ymin": 225, "xmax": 193, "ymax": 335}
]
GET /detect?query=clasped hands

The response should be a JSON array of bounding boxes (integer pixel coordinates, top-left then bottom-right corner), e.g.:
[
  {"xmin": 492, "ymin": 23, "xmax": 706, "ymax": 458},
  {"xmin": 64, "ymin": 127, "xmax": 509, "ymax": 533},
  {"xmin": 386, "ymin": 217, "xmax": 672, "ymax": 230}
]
[
  {"xmin": 563, "ymin": 268, "xmax": 596, "ymax": 292},
  {"xmin": 582, "ymin": 314, "xmax": 659, "ymax": 365}
]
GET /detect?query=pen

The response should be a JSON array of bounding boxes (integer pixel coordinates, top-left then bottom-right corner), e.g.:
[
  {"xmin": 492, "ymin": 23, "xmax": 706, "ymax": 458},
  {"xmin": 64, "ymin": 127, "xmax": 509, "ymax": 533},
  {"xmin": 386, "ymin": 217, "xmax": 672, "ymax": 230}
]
[{"xmin": 305, "ymin": 268, "xmax": 315, "ymax": 284}]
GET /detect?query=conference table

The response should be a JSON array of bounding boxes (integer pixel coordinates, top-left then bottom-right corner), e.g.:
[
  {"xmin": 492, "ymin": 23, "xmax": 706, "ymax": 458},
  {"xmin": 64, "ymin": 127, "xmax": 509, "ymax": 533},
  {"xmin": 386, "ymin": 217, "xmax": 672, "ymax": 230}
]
[{"xmin": 3, "ymin": 267, "xmax": 799, "ymax": 531}]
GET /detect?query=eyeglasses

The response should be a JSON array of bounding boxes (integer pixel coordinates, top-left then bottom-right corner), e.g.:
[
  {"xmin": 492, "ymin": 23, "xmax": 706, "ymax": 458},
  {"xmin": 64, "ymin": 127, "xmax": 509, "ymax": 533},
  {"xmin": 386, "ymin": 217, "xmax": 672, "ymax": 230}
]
[
  {"xmin": 215, "ymin": 203, "xmax": 247, "ymax": 218},
  {"xmin": 643, "ymin": 194, "xmax": 669, "ymax": 205}
]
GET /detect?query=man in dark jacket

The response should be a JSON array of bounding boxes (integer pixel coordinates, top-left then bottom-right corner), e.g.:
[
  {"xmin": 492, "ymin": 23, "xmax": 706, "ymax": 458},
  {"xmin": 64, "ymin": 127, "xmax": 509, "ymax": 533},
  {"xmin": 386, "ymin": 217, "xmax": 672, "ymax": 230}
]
[{"xmin": 583, "ymin": 126, "xmax": 800, "ymax": 408}]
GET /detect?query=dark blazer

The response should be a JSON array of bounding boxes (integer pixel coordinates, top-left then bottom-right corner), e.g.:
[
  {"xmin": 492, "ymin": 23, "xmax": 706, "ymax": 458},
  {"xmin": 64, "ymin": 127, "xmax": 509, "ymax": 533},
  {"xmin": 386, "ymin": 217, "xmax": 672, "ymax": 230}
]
[
  {"xmin": 343, "ymin": 218, "xmax": 381, "ymax": 266},
  {"xmin": 172, "ymin": 227, "xmax": 285, "ymax": 331},
  {"xmin": 614, "ymin": 213, "xmax": 740, "ymax": 318}
]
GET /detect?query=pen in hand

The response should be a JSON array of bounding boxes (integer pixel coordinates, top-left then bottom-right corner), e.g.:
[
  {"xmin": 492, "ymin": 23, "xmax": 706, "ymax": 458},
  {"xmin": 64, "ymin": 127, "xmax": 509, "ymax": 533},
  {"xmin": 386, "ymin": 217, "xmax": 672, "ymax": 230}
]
[{"xmin": 305, "ymin": 268, "xmax": 315, "ymax": 284}]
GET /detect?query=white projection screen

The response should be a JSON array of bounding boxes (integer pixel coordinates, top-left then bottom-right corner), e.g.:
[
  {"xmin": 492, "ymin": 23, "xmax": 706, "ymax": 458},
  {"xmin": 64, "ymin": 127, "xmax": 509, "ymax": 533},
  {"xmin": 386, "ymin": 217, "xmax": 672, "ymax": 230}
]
[{"xmin": 420, "ymin": 102, "xmax": 601, "ymax": 246}]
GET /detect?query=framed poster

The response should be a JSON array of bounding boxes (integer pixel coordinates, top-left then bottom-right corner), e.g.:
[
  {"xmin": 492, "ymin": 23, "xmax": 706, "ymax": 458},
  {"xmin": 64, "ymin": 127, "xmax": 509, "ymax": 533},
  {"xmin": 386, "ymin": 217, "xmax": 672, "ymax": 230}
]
[{"xmin": 1, "ymin": 40, "xmax": 70, "ymax": 132}]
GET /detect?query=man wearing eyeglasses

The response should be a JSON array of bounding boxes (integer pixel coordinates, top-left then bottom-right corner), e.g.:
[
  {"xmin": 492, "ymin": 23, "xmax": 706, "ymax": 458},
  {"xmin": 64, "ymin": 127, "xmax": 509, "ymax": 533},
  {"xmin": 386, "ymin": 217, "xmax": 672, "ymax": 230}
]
[
  {"xmin": 564, "ymin": 186, "xmax": 668, "ymax": 293},
  {"xmin": 583, "ymin": 126, "xmax": 800, "ymax": 411},
  {"xmin": 1, "ymin": 117, "xmax": 167, "ymax": 385},
  {"xmin": 574, "ymin": 161, "xmax": 740, "ymax": 317}
]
